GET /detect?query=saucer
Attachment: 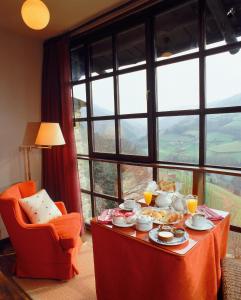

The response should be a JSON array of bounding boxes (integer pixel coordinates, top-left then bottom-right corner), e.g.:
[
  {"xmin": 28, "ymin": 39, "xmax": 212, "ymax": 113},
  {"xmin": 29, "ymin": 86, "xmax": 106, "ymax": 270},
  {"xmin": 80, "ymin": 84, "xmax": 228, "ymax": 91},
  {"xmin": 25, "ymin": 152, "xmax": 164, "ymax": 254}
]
[
  {"xmin": 112, "ymin": 220, "xmax": 135, "ymax": 228},
  {"xmin": 119, "ymin": 203, "xmax": 141, "ymax": 211},
  {"xmin": 185, "ymin": 218, "xmax": 214, "ymax": 231}
]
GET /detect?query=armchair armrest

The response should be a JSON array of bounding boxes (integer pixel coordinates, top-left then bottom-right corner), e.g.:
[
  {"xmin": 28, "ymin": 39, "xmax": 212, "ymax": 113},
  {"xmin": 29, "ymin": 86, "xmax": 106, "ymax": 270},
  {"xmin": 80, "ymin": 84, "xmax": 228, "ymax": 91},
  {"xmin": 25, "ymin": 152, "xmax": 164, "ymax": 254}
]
[
  {"xmin": 24, "ymin": 223, "xmax": 59, "ymax": 241},
  {"xmin": 55, "ymin": 201, "xmax": 67, "ymax": 215}
]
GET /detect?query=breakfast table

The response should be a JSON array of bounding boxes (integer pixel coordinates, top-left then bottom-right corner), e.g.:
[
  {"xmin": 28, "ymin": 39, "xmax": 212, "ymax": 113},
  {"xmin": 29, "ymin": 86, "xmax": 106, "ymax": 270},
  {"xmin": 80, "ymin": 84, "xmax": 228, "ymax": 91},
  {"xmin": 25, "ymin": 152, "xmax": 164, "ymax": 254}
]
[{"xmin": 91, "ymin": 208, "xmax": 230, "ymax": 300}]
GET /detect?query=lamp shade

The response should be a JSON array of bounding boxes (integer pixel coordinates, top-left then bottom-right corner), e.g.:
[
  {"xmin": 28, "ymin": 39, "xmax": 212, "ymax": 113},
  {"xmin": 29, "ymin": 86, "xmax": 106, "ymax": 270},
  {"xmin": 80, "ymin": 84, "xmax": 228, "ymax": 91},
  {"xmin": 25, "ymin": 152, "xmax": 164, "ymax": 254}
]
[
  {"xmin": 35, "ymin": 123, "xmax": 65, "ymax": 146},
  {"xmin": 21, "ymin": 0, "xmax": 50, "ymax": 30}
]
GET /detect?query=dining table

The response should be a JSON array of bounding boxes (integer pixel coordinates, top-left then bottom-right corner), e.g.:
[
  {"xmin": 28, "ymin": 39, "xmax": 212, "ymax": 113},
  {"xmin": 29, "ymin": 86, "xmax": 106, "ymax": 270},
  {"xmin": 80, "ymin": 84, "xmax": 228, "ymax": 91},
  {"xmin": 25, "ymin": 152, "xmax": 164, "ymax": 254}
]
[{"xmin": 91, "ymin": 208, "xmax": 230, "ymax": 300}]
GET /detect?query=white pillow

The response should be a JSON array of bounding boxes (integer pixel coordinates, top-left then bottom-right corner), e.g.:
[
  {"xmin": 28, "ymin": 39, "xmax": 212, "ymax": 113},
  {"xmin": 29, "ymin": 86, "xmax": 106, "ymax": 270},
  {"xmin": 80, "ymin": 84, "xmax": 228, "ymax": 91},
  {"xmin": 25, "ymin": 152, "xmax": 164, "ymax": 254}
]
[{"xmin": 19, "ymin": 189, "xmax": 62, "ymax": 224}]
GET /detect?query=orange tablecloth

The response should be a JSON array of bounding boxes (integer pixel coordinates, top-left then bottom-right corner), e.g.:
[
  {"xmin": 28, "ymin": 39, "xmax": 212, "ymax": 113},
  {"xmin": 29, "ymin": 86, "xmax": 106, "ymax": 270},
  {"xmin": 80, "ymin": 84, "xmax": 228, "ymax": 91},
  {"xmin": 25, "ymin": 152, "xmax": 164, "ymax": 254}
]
[{"xmin": 91, "ymin": 212, "xmax": 230, "ymax": 300}]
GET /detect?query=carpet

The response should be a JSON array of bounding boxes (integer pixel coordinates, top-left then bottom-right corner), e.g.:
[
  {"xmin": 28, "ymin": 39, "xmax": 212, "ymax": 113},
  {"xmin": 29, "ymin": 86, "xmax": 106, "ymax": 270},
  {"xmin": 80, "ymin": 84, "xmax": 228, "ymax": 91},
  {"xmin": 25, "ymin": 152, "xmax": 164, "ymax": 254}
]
[{"xmin": 14, "ymin": 235, "xmax": 96, "ymax": 300}]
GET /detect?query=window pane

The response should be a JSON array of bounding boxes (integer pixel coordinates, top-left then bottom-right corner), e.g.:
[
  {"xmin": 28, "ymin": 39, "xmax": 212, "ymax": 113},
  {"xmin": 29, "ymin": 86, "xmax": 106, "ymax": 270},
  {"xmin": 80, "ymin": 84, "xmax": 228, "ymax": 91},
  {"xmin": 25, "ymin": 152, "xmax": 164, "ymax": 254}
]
[
  {"xmin": 74, "ymin": 122, "xmax": 88, "ymax": 155},
  {"xmin": 155, "ymin": 1, "xmax": 198, "ymax": 61},
  {"xmin": 91, "ymin": 77, "xmax": 114, "ymax": 116},
  {"xmin": 120, "ymin": 118, "xmax": 148, "ymax": 156},
  {"xmin": 78, "ymin": 159, "xmax": 90, "ymax": 190},
  {"xmin": 70, "ymin": 46, "xmax": 85, "ymax": 81},
  {"xmin": 121, "ymin": 165, "xmax": 152, "ymax": 200},
  {"xmin": 93, "ymin": 120, "xmax": 116, "ymax": 153},
  {"xmin": 73, "ymin": 84, "xmax": 87, "ymax": 118},
  {"xmin": 206, "ymin": 113, "xmax": 241, "ymax": 167},
  {"xmin": 157, "ymin": 59, "xmax": 199, "ymax": 111},
  {"xmin": 205, "ymin": 173, "xmax": 241, "ymax": 227},
  {"xmin": 205, "ymin": 0, "xmax": 241, "ymax": 49},
  {"xmin": 90, "ymin": 37, "xmax": 113, "ymax": 76},
  {"xmin": 117, "ymin": 24, "xmax": 146, "ymax": 70},
  {"xmin": 119, "ymin": 70, "xmax": 147, "ymax": 114},
  {"xmin": 158, "ymin": 168, "xmax": 193, "ymax": 195},
  {"xmin": 82, "ymin": 193, "xmax": 92, "ymax": 224},
  {"xmin": 93, "ymin": 161, "xmax": 117, "ymax": 196},
  {"xmin": 158, "ymin": 116, "xmax": 199, "ymax": 164},
  {"xmin": 206, "ymin": 50, "xmax": 241, "ymax": 108},
  {"xmin": 95, "ymin": 197, "xmax": 118, "ymax": 216}
]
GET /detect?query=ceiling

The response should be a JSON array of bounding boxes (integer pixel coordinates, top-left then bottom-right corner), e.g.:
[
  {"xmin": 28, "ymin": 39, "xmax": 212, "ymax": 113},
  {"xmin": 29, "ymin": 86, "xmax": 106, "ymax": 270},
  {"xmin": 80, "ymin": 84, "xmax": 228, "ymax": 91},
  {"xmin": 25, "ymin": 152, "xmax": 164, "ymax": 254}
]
[{"xmin": 0, "ymin": 0, "xmax": 129, "ymax": 41}]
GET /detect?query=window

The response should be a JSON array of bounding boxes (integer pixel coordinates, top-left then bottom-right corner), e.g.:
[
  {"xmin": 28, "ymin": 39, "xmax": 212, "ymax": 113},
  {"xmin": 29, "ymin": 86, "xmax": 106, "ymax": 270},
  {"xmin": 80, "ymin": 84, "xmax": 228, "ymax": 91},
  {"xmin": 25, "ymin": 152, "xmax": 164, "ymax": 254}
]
[{"xmin": 71, "ymin": 0, "xmax": 241, "ymax": 229}]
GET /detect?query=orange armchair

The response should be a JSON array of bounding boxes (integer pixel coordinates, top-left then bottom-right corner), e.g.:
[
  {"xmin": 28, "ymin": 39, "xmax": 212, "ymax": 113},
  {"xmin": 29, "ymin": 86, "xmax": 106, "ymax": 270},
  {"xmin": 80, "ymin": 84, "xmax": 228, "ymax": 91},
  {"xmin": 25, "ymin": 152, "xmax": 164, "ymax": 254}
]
[{"xmin": 0, "ymin": 181, "xmax": 82, "ymax": 280}]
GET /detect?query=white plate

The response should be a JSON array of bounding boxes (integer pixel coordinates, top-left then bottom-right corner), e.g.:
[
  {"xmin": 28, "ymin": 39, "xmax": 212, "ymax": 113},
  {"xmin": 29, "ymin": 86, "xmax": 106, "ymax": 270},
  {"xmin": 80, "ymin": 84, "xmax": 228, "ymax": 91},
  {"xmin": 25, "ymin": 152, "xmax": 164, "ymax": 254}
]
[
  {"xmin": 119, "ymin": 203, "xmax": 141, "ymax": 211},
  {"xmin": 112, "ymin": 220, "xmax": 135, "ymax": 228},
  {"xmin": 149, "ymin": 228, "xmax": 189, "ymax": 246},
  {"xmin": 185, "ymin": 218, "xmax": 214, "ymax": 231},
  {"xmin": 140, "ymin": 207, "xmax": 182, "ymax": 225}
]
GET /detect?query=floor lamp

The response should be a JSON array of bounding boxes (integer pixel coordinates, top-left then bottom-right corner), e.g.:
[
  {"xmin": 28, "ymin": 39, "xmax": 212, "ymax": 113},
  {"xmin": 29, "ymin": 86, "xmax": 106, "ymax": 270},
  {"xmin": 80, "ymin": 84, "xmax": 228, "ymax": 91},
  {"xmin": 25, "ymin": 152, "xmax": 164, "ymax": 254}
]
[{"xmin": 20, "ymin": 122, "xmax": 65, "ymax": 181}]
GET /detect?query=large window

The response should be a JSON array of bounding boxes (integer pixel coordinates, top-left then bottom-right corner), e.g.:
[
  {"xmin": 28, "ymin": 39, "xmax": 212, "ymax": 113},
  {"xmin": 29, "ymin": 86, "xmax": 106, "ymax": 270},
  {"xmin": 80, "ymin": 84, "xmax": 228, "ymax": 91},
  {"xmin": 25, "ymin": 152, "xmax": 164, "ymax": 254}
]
[{"xmin": 71, "ymin": 0, "xmax": 241, "ymax": 229}]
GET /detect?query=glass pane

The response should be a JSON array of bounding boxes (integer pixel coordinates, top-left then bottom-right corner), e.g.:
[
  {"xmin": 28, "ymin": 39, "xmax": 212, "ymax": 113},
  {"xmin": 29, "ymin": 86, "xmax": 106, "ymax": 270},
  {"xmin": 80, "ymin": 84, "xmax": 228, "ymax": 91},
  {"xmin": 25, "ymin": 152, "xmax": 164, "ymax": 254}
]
[
  {"xmin": 158, "ymin": 168, "xmax": 193, "ymax": 195},
  {"xmin": 158, "ymin": 116, "xmax": 199, "ymax": 164},
  {"xmin": 95, "ymin": 197, "xmax": 118, "ymax": 216},
  {"xmin": 119, "ymin": 70, "xmax": 147, "ymax": 114},
  {"xmin": 121, "ymin": 165, "xmax": 152, "ymax": 201},
  {"xmin": 93, "ymin": 120, "xmax": 116, "ymax": 153},
  {"xmin": 90, "ymin": 37, "xmax": 113, "ymax": 76},
  {"xmin": 206, "ymin": 113, "xmax": 241, "ymax": 167},
  {"xmin": 73, "ymin": 84, "xmax": 87, "ymax": 118},
  {"xmin": 117, "ymin": 24, "xmax": 146, "ymax": 70},
  {"xmin": 155, "ymin": 1, "xmax": 198, "ymax": 61},
  {"xmin": 205, "ymin": 173, "xmax": 241, "ymax": 227},
  {"xmin": 93, "ymin": 161, "xmax": 117, "ymax": 196},
  {"xmin": 206, "ymin": 50, "xmax": 241, "ymax": 108},
  {"xmin": 205, "ymin": 0, "xmax": 241, "ymax": 49},
  {"xmin": 157, "ymin": 59, "xmax": 199, "ymax": 111},
  {"xmin": 91, "ymin": 77, "xmax": 114, "ymax": 116},
  {"xmin": 74, "ymin": 122, "xmax": 88, "ymax": 155},
  {"xmin": 120, "ymin": 118, "xmax": 148, "ymax": 156},
  {"xmin": 77, "ymin": 159, "xmax": 90, "ymax": 190},
  {"xmin": 81, "ymin": 193, "xmax": 92, "ymax": 224},
  {"xmin": 70, "ymin": 46, "xmax": 86, "ymax": 81}
]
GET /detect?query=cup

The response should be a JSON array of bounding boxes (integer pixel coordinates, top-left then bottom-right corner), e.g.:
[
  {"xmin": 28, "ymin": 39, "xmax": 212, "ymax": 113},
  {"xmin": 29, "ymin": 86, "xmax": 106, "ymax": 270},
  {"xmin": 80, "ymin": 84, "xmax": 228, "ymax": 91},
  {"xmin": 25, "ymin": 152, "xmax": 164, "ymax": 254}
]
[
  {"xmin": 192, "ymin": 213, "xmax": 206, "ymax": 227},
  {"xmin": 144, "ymin": 191, "xmax": 153, "ymax": 206},
  {"xmin": 186, "ymin": 195, "xmax": 198, "ymax": 214},
  {"xmin": 124, "ymin": 199, "xmax": 136, "ymax": 209}
]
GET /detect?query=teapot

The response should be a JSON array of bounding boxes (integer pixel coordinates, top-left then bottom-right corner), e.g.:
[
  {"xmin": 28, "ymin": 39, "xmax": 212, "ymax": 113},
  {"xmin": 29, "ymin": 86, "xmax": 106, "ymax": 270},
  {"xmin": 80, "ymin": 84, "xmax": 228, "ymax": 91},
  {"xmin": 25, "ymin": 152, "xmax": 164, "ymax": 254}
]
[
  {"xmin": 155, "ymin": 190, "xmax": 173, "ymax": 208},
  {"xmin": 171, "ymin": 192, "xmax": 187, "ymax": 213}
]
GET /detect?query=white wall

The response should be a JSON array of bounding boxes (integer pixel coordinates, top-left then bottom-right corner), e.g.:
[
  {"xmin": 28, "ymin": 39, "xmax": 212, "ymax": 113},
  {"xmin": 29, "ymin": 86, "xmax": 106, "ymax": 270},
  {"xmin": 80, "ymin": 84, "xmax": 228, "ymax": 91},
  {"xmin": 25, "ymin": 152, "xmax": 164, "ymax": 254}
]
[{"xmin": 0, "ymin": 28, "xmax": 43, "ymax": 239}]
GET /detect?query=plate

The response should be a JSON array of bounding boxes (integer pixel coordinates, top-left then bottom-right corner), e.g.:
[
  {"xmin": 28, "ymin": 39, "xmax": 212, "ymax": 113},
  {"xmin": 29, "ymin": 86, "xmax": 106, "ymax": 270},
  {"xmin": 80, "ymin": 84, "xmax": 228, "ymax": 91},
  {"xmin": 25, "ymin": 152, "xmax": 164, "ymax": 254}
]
[
  {"xmin": 185, "ymin": 218, "xmax": 214, "ymax": 231},
  {"xmin": 112, "ymin": 220, "xmax": 135, "ymax": 228},
  {"xmin": 149, "ymin": 228, "xmax": 189, "ymax": 246},
  {"xmin": 119, "ymin": 203, "xmax": 141, "ymax": 211},
  {"xmin": 140, "ymin": 207, "xmax": 182, "ymax": 225}
]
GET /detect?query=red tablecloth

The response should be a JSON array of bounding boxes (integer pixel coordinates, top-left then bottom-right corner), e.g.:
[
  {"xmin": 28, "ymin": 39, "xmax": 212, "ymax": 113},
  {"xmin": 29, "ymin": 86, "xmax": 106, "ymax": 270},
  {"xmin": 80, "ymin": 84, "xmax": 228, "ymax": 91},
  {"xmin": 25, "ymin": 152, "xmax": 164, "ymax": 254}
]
[{"xmin": 91, "ymin": 212, "xmax": 230, "ymax": 300}]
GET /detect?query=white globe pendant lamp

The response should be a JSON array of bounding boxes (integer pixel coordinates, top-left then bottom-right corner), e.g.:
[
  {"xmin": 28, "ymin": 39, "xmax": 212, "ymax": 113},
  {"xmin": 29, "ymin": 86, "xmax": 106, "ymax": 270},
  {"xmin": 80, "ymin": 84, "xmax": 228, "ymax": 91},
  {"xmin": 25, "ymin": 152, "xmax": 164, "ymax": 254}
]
[{"xmin": 21, "ymin": 0, "xmax": 50, "ymax": 30}]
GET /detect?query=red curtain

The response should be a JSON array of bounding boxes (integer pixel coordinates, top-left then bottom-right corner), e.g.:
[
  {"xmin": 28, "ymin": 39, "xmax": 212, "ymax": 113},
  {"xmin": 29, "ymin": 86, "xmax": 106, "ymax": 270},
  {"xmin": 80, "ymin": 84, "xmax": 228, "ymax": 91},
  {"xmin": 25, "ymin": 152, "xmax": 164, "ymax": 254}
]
[{"xmin": 41, "ymin": 36, "xmax": 83, "ymax": 221}]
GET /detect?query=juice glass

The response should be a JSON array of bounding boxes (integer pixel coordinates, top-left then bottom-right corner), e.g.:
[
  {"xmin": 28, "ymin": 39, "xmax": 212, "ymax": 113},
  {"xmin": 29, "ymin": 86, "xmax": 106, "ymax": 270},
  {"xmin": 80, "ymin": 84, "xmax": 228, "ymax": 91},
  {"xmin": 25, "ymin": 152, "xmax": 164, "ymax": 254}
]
[
  {"xmin": 144, "ymin": 191, "xmax": 153, "ymax": 206},
  {"xmin": 186, "ymin": 195, "xmax": 198, "ymax": 214}
]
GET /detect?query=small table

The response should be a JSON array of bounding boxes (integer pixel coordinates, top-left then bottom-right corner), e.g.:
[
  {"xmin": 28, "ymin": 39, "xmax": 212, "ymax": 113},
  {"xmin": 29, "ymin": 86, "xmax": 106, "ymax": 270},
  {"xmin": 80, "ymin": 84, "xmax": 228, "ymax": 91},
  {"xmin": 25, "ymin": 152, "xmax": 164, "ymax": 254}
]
[{"xmin": 91, "ymin": 210, "xmax": 230, "ymax": 300}]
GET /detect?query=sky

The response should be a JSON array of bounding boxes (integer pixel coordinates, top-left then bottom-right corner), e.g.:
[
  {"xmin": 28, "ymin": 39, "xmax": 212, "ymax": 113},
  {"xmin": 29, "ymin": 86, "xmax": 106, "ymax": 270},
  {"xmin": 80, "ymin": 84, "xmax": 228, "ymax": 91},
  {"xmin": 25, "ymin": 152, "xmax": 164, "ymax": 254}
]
[{"xmin": 73, "ymin": 39, "xmax": 241, "ymax": 115}]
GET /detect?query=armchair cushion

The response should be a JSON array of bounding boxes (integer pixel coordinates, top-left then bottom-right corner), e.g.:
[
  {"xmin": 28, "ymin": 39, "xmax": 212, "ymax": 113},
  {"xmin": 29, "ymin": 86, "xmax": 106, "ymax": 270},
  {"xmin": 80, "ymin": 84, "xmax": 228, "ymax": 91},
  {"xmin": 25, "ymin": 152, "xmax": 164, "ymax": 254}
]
[
  {"xmin": 49, "ymin": 213, "xmax": 81, "ymax": 250},
  {"xmin": 19, "ymin": 189, "xmax": 62, "ymax": 224}
]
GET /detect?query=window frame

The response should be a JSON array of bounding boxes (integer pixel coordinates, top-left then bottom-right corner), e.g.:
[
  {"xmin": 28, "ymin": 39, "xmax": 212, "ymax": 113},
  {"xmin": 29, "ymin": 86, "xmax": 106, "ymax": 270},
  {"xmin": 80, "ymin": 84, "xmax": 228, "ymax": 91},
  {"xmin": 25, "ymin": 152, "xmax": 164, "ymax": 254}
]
[{"xmin": 71, "ymin": 0, "xmax": 241, "ymax": 232}]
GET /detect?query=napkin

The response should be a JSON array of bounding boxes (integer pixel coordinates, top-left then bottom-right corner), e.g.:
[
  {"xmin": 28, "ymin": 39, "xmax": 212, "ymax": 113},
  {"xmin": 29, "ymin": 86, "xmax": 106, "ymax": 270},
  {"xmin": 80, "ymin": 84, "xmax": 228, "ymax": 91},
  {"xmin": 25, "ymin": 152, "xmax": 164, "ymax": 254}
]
[
  {"xmin": 197, "ymin": 205, "xmax": 224, "ymax": 221},
  {"xmin": 97, "ymin": 208, "xmax": 119, "ymax": 224}
]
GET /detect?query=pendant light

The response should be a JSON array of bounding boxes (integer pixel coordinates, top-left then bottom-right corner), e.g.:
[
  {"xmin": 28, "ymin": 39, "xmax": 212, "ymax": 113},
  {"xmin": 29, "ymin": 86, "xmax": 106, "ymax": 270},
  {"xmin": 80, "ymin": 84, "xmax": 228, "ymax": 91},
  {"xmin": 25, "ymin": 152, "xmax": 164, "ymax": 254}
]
[{"xmin": 21, "ymin": 0, "xmax": 50, "ymax": 30}]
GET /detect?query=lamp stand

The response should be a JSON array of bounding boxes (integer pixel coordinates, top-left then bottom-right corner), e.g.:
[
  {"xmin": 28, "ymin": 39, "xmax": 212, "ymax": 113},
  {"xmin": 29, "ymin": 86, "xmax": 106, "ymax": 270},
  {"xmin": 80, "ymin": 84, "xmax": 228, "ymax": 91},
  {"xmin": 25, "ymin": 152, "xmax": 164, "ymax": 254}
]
[{"xmin": 20, "ymin": 145, "xmax": 51, "ymax": 181}]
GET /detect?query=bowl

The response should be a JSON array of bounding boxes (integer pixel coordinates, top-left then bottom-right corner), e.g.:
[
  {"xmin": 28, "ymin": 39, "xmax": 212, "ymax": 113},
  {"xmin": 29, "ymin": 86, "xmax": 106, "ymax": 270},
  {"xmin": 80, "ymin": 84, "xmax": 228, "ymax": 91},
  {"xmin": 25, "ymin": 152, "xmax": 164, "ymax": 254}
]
[
  {"xmin": 173, "ymin": 228, "xmax": 185, "ymax": 238},
  {"xmin": 157, "ymin": 231, "xmax": 174, "ymax": 242}
]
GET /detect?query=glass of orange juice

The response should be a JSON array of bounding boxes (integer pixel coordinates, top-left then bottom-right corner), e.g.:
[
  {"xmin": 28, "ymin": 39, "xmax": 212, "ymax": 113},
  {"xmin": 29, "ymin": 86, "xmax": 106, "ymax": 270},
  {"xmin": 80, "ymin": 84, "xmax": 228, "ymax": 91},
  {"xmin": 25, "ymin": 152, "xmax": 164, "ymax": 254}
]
[
  {"xmin": 144, "ymin": 191, "xmax": 153, "ymax": 206},
  {"xmin": 186, "ymin": 195, "xmax": 198, "ymax": 214}
]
